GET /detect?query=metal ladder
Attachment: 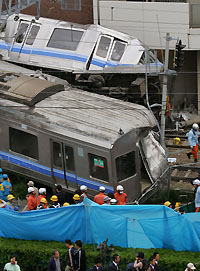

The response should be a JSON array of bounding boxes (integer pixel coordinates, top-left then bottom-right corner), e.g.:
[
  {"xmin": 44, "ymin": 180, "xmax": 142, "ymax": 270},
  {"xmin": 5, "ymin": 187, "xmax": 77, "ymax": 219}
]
[{"xmin": 0, "ymin": 0, "xmax": 40, "ymax": 19}]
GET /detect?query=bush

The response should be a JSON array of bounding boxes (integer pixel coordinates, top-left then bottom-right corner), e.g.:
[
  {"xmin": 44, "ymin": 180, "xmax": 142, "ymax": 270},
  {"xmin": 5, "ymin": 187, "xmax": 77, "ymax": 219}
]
[{"xmin": 0, "ymin": 238, "xmax": 200, "ymax": 271}]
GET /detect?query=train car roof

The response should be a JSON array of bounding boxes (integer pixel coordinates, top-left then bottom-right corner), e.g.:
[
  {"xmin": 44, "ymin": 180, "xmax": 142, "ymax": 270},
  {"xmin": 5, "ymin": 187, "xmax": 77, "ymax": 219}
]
[
  {"xmin": 8, "ymin": 14, "xmax": 142, "ymax": 44},
  {"xmin": 0, "ymin": 86, "xmax": 156, "ymax": 148}
]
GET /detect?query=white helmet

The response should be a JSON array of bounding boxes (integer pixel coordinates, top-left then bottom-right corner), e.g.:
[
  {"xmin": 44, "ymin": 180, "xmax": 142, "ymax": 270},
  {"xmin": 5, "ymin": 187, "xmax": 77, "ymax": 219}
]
[
  {"xmin": 110, "ymin": 199, "xmax": 117, "ymax": 205},
  {"xmin": 117, "ymin": 185, "xmax": 124, "ymax": 191},
  {"xmin": 28, "ymin": 187, "xmax": 35, "ymax": 193},
  {"xmin": 192, "ymin": 123, "xmax": 199, "ymax": 130},
  {"xmin": 193, "ymin": 179, "xmax": 200, "ymax": 185},
  {"xmin": 80, "ymin": 185, "xmax": 88, "ymax": 191},
  {"xmin": 39, "ymin": 188, "xmax": 46, "ymax": 194},
  {"xmin": 99, "ymin": 186, "xmax": 105, "ymax": 192}
]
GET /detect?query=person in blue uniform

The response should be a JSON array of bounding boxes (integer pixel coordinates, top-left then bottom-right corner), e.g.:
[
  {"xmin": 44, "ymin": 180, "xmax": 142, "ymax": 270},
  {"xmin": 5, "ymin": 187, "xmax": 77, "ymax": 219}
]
[
  {"xmin": 5, "ymin": 194, "xmax": 18, "ymax": 211},
  {"xmin": 187, "ymin": 123, "xmax": 200, "ymax": 163},
  {"xmin": 0, "ymin": 182, "xmax": 4, "ymax": 200},
  {"xmin": 2, "ymin": 174, "xmax": 12, "ymax": 202},
  {"xmin": 0, "ymin": 168, "xmax": 3, "ymax": 183}
]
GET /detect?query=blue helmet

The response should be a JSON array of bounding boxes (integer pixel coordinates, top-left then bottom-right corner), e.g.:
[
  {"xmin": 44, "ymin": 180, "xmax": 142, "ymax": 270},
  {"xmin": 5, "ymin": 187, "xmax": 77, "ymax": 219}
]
[
  {"xmin": 0, "ymin": 168, "xmax": 2, "ymax": 173},
  {"xmin": 3, "ymin": 174, "xmax": 8, "ymax": 179}
]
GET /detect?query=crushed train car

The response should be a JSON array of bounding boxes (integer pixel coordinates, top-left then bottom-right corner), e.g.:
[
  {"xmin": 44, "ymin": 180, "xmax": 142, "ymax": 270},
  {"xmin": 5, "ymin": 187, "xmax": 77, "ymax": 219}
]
[
  {"xmin": 0, "ymin": 73, "xmax": 167, "ymax": 202},
  {"xmin": 0, "ymin": 14, "xmax": 163, "ymax": 103}
]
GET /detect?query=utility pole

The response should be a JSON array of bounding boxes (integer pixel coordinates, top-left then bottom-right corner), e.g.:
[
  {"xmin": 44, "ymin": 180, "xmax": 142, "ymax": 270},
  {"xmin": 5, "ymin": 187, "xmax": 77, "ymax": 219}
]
[{"xmin": 160, "ymin": 33, "xmax": 170, "ymax": 150}]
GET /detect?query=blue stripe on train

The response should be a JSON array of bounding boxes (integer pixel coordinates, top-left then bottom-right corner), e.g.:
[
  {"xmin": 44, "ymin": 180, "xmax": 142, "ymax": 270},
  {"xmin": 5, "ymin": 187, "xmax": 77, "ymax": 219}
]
[
  {"xmin": 0, "ymin": 151, "xmax": 114, "ymax": 192},
  {"xmin": 0, "ymin": 42, "xmax": 163, "ymax": 69}
]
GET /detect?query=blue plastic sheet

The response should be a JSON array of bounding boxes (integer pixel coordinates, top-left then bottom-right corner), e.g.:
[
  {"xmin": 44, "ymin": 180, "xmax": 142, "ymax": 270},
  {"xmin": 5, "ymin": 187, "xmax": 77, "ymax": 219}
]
[{"xmin": 1, "ymin": 198, "xmax": 200, "ymax": 251}]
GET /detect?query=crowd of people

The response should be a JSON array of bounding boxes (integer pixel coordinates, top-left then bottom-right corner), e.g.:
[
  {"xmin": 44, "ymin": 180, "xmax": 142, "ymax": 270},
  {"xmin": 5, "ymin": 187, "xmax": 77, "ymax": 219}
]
[
  {"xmin": 0, "ymin": 169, "xmax": 128, "ymax": 211},
  {"xmin": 3, "ymin": 250, "xmax": 197, "ymax": 271},
  {"xmin": 1, "ymin": 165, "xmax": 200, "ymax": 213}
]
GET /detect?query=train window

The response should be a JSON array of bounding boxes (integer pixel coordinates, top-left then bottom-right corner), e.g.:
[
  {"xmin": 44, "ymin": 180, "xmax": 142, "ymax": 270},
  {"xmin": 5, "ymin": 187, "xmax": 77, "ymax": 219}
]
[
  {"xmin": 88, "ymin": 153, "xmax": 109, "ymax": 182},
  {"xmin": 96, "ymin": 36, "xmax": 111, "ymax": 58},
  {"xmin": 15, "ymin": 23, "xmax": 29, "ymax": 44},
  {"xmin": 65, "ymin": 145, "xmax": 75, "ymax": 171},
  {"xmin": 116, "ymin": 151, "xmax": 136, "ymax": 181},
  {"xmin": 9, "ymin": 128, "xmax": 38, "ymax": 159},
  {"xmin": 53, "ymin": 142, "xmax": 62, "ymax": 168},
  {"xmin": 26, "ymin": 25, "xmax": 40, "ymax": 45},
  {"xmin": 47, "ymin": 28, "xmax": 84, "ymax": 51},
  {"xmin": 111, "ymin": 41, "xmax": 126, "ymax": 61}
]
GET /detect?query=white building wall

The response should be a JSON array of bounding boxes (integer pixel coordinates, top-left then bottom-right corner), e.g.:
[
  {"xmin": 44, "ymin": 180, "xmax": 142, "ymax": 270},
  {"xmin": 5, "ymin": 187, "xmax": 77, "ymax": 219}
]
[{"xmin": 93, "ymin": 1, "xmax": 190, "ymax": 50}]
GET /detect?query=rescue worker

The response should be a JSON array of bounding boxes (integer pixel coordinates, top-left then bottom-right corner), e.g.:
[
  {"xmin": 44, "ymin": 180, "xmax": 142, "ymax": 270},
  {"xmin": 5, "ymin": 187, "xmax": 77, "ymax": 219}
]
[
  {"xmin": 0, "ymin": 168, "xmax": 3, "ymax": 182},
  {"xmin": 27, "ymin": 180, "xmax": 39, "ymax": 197},
  {"xmin": 114, "ymin": 185, "xmax": 127, "ymax": 205},
  {"xmin": 164, "ymin": 201, "xmax": 172, "ymax": 209},
  {"xmin": 5, "ymin": 194, "xmax": 18, "ymax": 211},
  {"xmin": 103, "ymin": 196, "xmax": 111, "ymax": 205},
  {"xmin": 192, "ymin": 179, "xmax": 200, "ymax": 212},
  {"xmin": 37, "ymin": 188, "xmax": 48, "ymax": 208},
  {"xmin": 94, "ymin": 186, "xmax": 106, "ymax": 205},
  {"xmin": 49, "ymin": 195, "xmax": 60, "ymax": 208},
  {"xmin": 80, "ymin": 185, "xmax": 88, "ymax": 200},
  {"xmin": 37, "ymin": 197, "xmax": 48, "ymax": 210},
  {"xmin": 0, "ymin": 181, "xmax": 4, "ymax": 200},
  {"xmin": 27, "ymin": 187, "xmax": 37, "ymax": 211},
  {"xmin": 2, "ymin": 174, "xmax": 12, "ymax": 202},
  {"xmin": 55, "ymin": 184, "xmax": 66, "ymax": 206},
  {"xmin": 63, "ymin": 202, "xmax": 70, "ymax": 207},
  {"xmin": 73, "ymin": 194, "xmax": 81, "ymax": 204},
  {"xmin": 187, "ymin": 123, "xmax": 200, "ymax": 163},
  {"xmin": 110, "ymin": 199, "xmax": 118, "ymax": 205}
]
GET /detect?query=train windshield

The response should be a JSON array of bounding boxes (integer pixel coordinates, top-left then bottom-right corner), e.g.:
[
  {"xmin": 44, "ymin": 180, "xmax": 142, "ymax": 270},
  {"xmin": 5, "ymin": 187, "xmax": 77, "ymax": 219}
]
[
  {"xmin": 111, "ymin": 41, "xmax": 126, "ymax": 62},
  {"xmin": 96, "ymin": 36, "xmax": 112, "ymax": 58},
  {"xmin": 139, "ymin": 51, "xmax": 158, "ymax": 64},
  {"xmin": 88, "ymin": 153, "xmax": 109, "ymax": 182},
  {"xmin": 116, "ymin": 151, "xmax": 136, "ymax": 181}
]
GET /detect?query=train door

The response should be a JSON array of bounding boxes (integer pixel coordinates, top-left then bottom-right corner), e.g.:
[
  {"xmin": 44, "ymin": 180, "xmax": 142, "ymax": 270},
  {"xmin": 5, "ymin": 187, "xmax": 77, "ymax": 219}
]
[
  {"xmin": 9, "ymin": 20, "xmax": 40, "ymax": 62},
  {"xmin": 89, "ymin": 35, "xmax": 114, "ymax": 70},
  {"xmin": 51, "ymin": 140, "xmax": 78, "ymax": 191}
]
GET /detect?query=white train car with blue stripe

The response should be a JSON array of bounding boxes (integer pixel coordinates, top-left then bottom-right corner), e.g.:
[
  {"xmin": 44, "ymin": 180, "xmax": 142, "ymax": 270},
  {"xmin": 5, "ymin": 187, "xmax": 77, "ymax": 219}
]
[
  {"xmin": 0, "ymin": 73, "xmax": 167, "ymax": 202},
  {"xmin": 0, "ymin": 14, "xmax": 162, "ymax": 102}
]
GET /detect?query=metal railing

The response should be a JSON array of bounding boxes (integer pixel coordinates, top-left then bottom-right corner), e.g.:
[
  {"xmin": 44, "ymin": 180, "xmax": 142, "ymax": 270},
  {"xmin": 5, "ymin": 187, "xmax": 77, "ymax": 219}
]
[{"xmin": 0, "ymin": 0, "xmax": 40, "ymax": 17}]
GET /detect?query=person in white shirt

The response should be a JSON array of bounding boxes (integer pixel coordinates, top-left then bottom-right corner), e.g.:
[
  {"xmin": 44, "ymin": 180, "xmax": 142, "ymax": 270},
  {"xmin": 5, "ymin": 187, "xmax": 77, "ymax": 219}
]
[
  {"xmin": 4, "ymin": 256, "xmax": 21, "ymax": 271},
  {"xmin": 185, "ymin": 263, "xmax": 196, "ymax": 271}
]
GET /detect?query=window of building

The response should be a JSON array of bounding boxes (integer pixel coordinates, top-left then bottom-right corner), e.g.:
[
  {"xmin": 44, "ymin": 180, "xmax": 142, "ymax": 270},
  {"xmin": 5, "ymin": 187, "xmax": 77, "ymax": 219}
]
[
  {"xmin": 111, "ymin": 41, "xmax": 126, "ymax": 61},
  {"xmin": 47, "ymin": 28, "xmax": 84, "ymax": 51},
  {"xmin": 96, "ymin": 36, "xmax": 112, "ymax": 58},
  {"xmin": 88, "ymin": 153, "xmax": 109, "ymax": 182},
  {"xmin": 9, "ymin": 127, "xmax": 38, "ymax": 159},
  {"xmin": 61, "ymin": 0, "xmax": 81, "ymax": 10},
  {"xmin": 26, "ymin": 25, "xmax": 40, "ymax": 45},
  {"xmin": 15, "ymin": 23, "xmax": 29, "ymax": 43},
  {"xmin": 116, "ymin": 151, "xmax": 136, "ymax": 181},
  {"xmin": 53, "ymin": 142, "xmax": 62, "ymax": 168},
  {"xmin": 65, "ymin": 145, "xmax": 75, "ymax": 171}
]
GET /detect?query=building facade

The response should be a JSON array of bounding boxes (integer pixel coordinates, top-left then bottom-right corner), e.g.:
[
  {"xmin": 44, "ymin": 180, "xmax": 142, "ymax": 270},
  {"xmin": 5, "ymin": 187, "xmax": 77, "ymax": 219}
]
[
  {"xmin": 22, "ymin": 0, "xmax": 93, "ymax": 24},
  {"xmin": 93, "ymin": 0, "xmax": 200, "ymax": 112}
]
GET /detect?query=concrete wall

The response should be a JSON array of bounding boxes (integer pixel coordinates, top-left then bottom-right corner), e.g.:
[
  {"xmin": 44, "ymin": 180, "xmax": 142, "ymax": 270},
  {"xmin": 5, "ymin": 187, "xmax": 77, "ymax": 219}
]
[{"xmin": 93, "ymin": 1, "xmax": 189, "ymax": 49}]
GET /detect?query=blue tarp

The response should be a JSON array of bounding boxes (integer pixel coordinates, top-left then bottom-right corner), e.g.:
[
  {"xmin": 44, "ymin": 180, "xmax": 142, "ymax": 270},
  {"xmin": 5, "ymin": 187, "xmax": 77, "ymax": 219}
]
[{"xmin": 1, "ymin": 198, "xmax": 200, "ymax": 251}]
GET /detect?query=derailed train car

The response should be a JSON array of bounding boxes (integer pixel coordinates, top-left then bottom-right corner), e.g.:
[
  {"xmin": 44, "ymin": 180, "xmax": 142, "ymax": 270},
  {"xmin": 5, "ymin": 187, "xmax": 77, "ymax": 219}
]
[
  {"xmin": 0, "ymin": 74, "xmax": 167, "ymax": 202},
  {"xmin": 0, "ymin": 14, "xmax": 162, "ymax": 102}
]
